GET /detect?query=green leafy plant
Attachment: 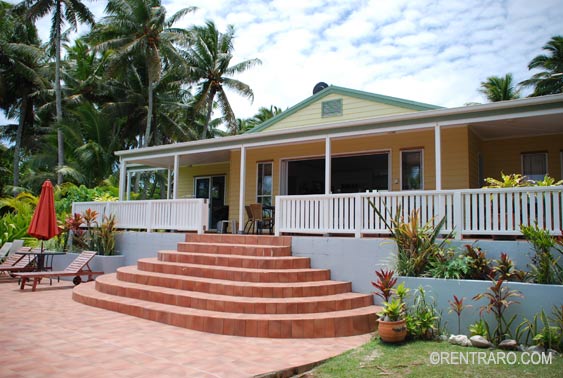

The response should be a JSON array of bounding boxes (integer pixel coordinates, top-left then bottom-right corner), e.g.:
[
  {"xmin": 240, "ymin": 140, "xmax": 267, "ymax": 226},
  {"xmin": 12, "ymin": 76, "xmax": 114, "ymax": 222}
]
[
  {"xmin": 427, "ymin": 250, "xmax": 470, "ymax": 279},
  {"xmin": 469, "ymin": 319, "xmax": 489, "ymax": 338},
  {"xmin": 473, "ymin": 279, "xmax": 523, "ymax": 344},
  {"xmin": 483, "ymin": 172, "xmax": 527, "ymax": 188},
  {"xmin": 531, "ymin": 175, "xmax": 563, "ymax": 187},
  {"xmin": 371, "ymin": 269, "xmax": 397, "ymax": 303},
  {"xmin": 405, "ymin": 286, "xmax": 439, "ymax": 340},
  {"xmin": 521, "ymin": 224, "xmax": 563, "ymax": 284},
  {"xmin": 369, "ymin": 204, "xmax": 452, "ymax": 277},
  {"xmin": 463, "ymin": 245, "xmax": 492, "ymax": 280},
  {"xmin": 378, "ymin": 298, "xmax": 406, "ymax": 322},
  {"xmin": 448, "ymin": 295, "xmax": 472, "ymax": 335}
]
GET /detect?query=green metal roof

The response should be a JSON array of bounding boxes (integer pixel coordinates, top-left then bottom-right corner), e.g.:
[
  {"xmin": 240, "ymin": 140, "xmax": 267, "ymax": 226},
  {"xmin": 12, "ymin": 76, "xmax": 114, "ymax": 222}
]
[{"xmin": 245, "ymin": 85, "xmax": 443, "ymax": 133}]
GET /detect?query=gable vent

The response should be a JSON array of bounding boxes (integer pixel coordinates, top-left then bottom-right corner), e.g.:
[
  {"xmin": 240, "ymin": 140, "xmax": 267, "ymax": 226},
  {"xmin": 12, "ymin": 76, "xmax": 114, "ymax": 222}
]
[{"xmin": 322, "ymin": 99, "xmax": 343, "ymax": 117}]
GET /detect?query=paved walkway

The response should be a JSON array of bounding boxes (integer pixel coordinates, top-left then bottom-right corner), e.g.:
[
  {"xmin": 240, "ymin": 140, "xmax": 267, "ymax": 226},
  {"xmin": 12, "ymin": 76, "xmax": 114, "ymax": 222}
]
[{"xmin": 0, "ymin": 278, "xmax": 370, "ymax": 378}]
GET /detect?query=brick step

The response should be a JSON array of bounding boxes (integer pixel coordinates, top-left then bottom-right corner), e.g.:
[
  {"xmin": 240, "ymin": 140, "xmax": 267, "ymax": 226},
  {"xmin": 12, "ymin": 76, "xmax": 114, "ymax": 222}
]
[
  {"xmin": 185, "ymin": 234, "xmax": 291, "ymax": 246},
  {"xmin": 95, "ymin": 274, "xmax": 374, "ymax": 314},
  {"xmin": 158, "ymin": 250, "xmax": 311, "ymax": 270},
  {"xmin": 138, "ymin": 258, "xmax": 330, "ymax": 283},
  {"xmin": 74, "ymin": 282, "xmax": 379, "ymax": 338},
  {"xmin": 116, "ymin": 266, "xmax": 352, "ymax": 298},
  {"xmin": 177, "ymin": 242, "xmax": 292, "ymax": 257}
]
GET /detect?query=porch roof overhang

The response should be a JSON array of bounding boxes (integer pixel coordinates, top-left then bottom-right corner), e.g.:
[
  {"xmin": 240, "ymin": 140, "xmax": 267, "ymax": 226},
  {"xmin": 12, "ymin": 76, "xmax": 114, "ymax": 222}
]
[{"xmin": 115, "ymin": 94, "xmax": 563, "ymax": 168}]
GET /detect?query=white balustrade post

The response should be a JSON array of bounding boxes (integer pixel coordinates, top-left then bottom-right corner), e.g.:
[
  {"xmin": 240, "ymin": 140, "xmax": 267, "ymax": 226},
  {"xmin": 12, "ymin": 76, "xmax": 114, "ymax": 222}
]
[
  {"xmin": 275, "ymin": 196, "xmax": 281, "ymax": 236},
  {"xmin": 197, "ymin": 199, "xmax": 205, "ymax": 234},
  {"xmin": 453, "ymin": 191, "xmax": 463, "ymax": 240},
  {"xmin": 354, "ymin": 194, "xmax": 362, "ymax": 238}
]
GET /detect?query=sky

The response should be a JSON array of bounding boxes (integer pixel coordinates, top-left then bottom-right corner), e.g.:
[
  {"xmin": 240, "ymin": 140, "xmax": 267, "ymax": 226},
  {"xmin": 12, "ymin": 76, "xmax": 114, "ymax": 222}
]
[{"xmin": 2, "ymin": 0, "xmax": 563, "ymax": 127}]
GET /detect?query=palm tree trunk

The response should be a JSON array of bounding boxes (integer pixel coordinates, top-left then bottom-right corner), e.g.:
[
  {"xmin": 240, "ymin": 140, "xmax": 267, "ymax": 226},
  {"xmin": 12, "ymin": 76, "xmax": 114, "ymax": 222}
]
[
  {"xmin": 201, "ymin": 90, "xmax": 215, "ymax": 139},
  {"xmin": 13, "ymin": 97, "xmax": 29, "ymax": 193},
  {"xmin": 144, "ymin": 71, "xmax": 154, "ymax": 147},
  {"xmin": 55, "ymin": 12, "xmax": 64, "ymax": 184}
]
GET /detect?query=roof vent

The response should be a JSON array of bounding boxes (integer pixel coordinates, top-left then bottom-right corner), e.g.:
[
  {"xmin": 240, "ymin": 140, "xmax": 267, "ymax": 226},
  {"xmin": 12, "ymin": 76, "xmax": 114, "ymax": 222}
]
[{"xmin": 313, "ymin": 82, "xmax": 328, "ymax": 95}]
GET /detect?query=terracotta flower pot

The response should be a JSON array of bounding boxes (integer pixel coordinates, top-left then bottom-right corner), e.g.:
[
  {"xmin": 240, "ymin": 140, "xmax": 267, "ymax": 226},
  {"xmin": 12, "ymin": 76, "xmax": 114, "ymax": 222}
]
[{"xmin": 377, "ymin": 318, "xmax": 407, "ymax": 343}]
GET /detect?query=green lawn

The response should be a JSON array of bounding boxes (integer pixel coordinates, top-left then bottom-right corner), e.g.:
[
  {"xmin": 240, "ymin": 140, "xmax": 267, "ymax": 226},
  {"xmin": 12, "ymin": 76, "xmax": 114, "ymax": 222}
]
[{"xmin": 308, "ymin": 338, "xmax": 563, "ymax": 378}]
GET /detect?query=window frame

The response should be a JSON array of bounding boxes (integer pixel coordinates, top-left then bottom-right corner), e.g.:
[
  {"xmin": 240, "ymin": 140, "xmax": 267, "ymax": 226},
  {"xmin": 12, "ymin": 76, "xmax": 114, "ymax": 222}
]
[
  {"xmin": 400, "ymin": 149, "xmax": 424, "ymax": 191},
  {"xmin": 521, "ymin": 152, "xmax": 548, "ymax": 182},
  {"xmin": 256, "ymin": 161, "xmax": 273, "ymax": 206}
]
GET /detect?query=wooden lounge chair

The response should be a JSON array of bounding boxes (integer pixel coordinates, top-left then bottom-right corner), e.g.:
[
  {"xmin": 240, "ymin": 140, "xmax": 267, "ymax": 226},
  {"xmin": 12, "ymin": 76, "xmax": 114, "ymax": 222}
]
[
  {"xmin": 0, "ymin": 247, "xmax": 34, "ymax": 276},
  {"xmin": 16, "ymin": 250, "xmax": 103, "ymax": 291}
]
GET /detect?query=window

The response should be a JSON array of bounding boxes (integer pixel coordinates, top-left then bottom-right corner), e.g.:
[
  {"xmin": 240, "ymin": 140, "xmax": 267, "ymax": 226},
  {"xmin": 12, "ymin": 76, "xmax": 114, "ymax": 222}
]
[
  {"xmin": 522, "ymin": 152, "xmax": 547, "ymax": 182},
  {"xmin": 257, "ymin": 162, "xmax": 273, "ymax": 206},
  {"xmin": 321, "ymin": 99, "xmax": 342, "ymax": 117},
  {"xmin": 401, "ymin": 150, "xmax": 423, "ymax": 190}
]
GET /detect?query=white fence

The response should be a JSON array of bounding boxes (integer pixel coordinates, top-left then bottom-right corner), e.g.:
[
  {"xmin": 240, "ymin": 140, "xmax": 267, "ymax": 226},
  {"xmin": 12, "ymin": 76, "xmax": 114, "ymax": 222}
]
[
  {"xmin": 275, "ymin": 186, "xmax": 563, "ymax": 239},
  {"xmin": 72, "ymin": 199, "xmax": 209, "ymax": 233}
]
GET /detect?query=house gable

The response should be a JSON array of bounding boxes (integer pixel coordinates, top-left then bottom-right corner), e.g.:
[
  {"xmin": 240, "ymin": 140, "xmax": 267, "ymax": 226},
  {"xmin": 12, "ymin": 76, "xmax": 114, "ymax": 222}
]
[{"xmin": 247, "ymin": 85, "xmax": 442, "ymax": 133}]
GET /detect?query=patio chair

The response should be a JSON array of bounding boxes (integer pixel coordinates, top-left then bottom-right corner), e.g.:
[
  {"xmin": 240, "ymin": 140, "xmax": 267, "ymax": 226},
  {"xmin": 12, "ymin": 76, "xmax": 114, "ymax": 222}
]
[
  {"xmin": 15, "ymin": 250, "xmax": 103, "ymax": 292},
  {"xmin": 249, "ymin": 203, "xmax": 274, "ymax": 235},
  {"xmin": 0, "ymin": 242, "xmax": 13, "ymax": 261},
  {"xmin": 0, "ymin": 247, "xmax": 34, "ymax": 276},
  {"xmin": 244, "ymin": 205, "xmax": 256, "ymax": 233}
]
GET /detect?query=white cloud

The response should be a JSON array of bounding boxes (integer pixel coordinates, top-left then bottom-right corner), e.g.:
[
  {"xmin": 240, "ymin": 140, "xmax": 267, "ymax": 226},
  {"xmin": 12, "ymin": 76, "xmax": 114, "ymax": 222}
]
[{"xmin": 1, "ymin": 0, "xmax": 562, "ymax": 128}]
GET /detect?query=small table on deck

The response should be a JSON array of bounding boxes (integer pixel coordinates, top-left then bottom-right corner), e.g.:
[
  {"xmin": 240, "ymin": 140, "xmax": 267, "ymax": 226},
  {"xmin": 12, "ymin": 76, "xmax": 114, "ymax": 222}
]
[{"xmin": 16, "ymin": 250, "xmax": 66, "ymax": 272}]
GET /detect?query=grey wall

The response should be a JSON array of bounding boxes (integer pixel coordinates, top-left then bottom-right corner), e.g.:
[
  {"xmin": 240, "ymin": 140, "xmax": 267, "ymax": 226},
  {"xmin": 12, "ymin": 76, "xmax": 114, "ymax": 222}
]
[
  {"xmin": 291, "ymin": 237, "xmax": 397, "ymax": 294},
  {"xmin": 398, "ymin": 276, "xmax": 563, "ymax": 336},
  {"xmin": 115, "ymin": 231, "xmax": 186, "ymax": 266}
]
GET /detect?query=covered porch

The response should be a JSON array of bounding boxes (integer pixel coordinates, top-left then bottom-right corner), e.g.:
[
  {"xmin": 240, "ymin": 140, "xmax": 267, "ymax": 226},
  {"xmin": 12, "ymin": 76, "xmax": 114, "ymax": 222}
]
[{"xmin": 73, "ymin": 94, "xmax": 563, "ymax": 236}]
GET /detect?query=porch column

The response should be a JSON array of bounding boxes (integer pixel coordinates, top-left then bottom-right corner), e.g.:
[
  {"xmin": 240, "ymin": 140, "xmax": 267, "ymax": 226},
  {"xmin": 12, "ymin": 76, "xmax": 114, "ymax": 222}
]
[
  {"xmin": 126, "ymin": 172, "xmax": 132, "ymax": 200},
  {"xmin": 173, "ymin": 154, "xmax": 180, "ymax": 199},
  {"xmin": 325, "ymin": 136, "xmax": 331, "ymax": 194},
  {"xmin": 166, "ymin": 166, "xmax": 171, "ymax": 199},
  {"xmin": 118, "ymin": 159, "xmax": 126, "ymax": 200},
  {"xmin": 238, "ymin": 146, "xmax": 247, "ymax": 233},
  {"xmin": 434, "ymin": 124, "xmax": 442, "ymax": 190}
]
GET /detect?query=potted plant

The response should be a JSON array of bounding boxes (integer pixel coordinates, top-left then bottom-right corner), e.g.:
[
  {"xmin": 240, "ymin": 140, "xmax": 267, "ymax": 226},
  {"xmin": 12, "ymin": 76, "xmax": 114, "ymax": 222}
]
[{"xmin": 378, "ymin": 298, "xmax": 407, "ymax": 343}]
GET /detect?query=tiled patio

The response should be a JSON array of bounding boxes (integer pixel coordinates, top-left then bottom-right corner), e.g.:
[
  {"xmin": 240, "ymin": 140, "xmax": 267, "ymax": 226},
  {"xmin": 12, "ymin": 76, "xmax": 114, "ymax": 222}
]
[{"xmin": 0, "ymin": 278, "xmax": 371, "ymax": 378}]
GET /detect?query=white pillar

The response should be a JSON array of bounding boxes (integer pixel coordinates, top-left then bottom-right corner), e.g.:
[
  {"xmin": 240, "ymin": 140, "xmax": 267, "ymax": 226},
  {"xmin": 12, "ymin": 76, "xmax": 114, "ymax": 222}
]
[
  {"xmin": 118, "ymin": 159, "xmax": 126, "ymax": 200},
  {"xmin": 325, "ymin": 136, "xmax": 331, "ymax": 194},
  {"xmin": 126, "ymin": 172, "xmax": 131, "ymax": 200},
  {"xmin": 173, "ymin": 154, "xmax": 180, "ymax": 199},
  {"xmin": 166, "ymin": 166, "xmax": 172, "ymax": 199},
  {"xmin": 435, "ymin": 124, "xmax": 442, "ymax": 190},
  {"xmin": 238, "ymin": 146, "xmax": 247, "ymax": 233}
]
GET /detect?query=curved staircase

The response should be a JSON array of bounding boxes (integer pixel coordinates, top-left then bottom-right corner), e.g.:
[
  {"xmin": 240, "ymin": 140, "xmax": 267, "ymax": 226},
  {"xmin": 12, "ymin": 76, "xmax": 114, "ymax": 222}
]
[{"xmin": 73, "ymin": 234, "xmax": 380, "ymax": 338}]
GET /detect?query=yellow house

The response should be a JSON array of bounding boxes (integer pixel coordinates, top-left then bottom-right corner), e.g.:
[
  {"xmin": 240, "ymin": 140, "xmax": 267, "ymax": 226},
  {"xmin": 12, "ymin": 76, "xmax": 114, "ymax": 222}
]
[{"xmin": 114, "ymin": 85, "xmax": 563, "ymax": 234}]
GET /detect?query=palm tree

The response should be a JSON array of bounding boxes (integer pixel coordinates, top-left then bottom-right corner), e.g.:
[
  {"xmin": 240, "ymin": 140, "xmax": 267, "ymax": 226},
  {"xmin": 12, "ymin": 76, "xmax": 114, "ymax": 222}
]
[
  {"xmin": 22, "ymin": 0, "xmax": 96, "ymax": 184},
  {"xmin": 185, "ymin": 21, "xmax": 261, "ymax": 138},
  {"xmin": 520, "ymin": 35, "xmax": 563, "ymax": 96},
  {"xmin": 479, "ymin": 74, "xmax": 521, "ymax": 102},
  {"xmin": 247, "ymin": 105, "xmax": 283, "ymax": 128},
  {"xmin": 0, "ymin": 2, "xmax": 48, "ymax": 192},
  {"xmin": 90, "ymin": 0, "xmax": 195, "ymax": 147}
]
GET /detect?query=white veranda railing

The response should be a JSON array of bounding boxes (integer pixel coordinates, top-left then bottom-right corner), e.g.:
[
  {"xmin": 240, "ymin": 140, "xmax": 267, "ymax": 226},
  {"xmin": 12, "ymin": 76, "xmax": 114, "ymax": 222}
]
[
  {"xmin": 72, "ymin": 199, "xmax": 209, "ymax": 233},
  {"xmin": 275, "ymin": 186, "xmax": 563, "ymax": 239}
]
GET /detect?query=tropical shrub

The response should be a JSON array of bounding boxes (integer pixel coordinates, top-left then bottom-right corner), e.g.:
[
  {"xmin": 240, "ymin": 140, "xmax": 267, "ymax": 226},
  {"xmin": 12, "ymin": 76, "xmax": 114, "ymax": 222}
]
[
  {"xmin": 371, "ymin": 269, "xmax": 397, "ymax": 303},
  {"xmin": 0, "ymin": 193, "xmax": 37, "ymax": 245},
  {"xmin": 369, "ymin": 204, "xmax": 452, "ymax": 277},
  {"xmin": 483, "ymin": 172, "xmax": 562, "ymax": 188},
  {"xmin": 473, "ymin": 279, "xmax": 523, "ymax": 344},
  {"xmin": 521, "ymin": 224, "xmax": 563, "ymax": 284},
  {"xmin": 405, "ymin": 286, "xmax": 439, "ymax": 340},
  {"xmin": 62, "ymin": 209, "xmax": 118, "ymax": 255},
  {"xmin": 55, "ymin": 183, "xmax": 118, "ymax": 215},
  {"xmin": 463, "ymin": 245, "xmax": 493, "ymax": 280},
  {"xmin": 448, "ymin": 295, "xmax": 472, "ymax": 335},
  {"xmin": 427, "ymin": 249, "xmax": 471, "ymax": 279}
]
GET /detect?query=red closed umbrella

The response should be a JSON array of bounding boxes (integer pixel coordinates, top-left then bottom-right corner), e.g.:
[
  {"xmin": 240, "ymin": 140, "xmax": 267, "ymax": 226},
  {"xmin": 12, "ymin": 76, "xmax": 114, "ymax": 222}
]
[{"xmin": 28, "ymin": 180, "xmax": 60, "ymax": 251}]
